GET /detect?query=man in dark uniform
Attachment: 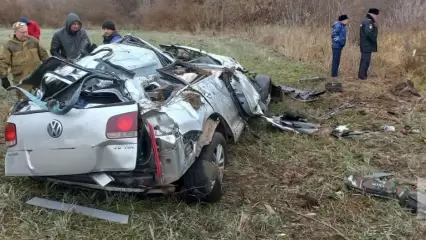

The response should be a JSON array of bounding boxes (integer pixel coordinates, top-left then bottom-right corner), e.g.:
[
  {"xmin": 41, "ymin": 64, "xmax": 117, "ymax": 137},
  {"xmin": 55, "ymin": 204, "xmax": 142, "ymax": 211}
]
[{"xmin": 358, "ymin": 8, "xmax": 379, "ymax": 80}]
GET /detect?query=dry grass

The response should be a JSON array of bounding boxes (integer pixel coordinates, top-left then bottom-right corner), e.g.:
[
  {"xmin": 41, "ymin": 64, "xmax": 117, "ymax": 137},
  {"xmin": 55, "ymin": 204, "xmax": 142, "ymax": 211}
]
[
  {"xmin": 222, "ymin": 25, "xmax": 426, "ymax": 84},
  {"xmin": 1, "ymin": 28, "xmax": 426, "ymax": 239}
]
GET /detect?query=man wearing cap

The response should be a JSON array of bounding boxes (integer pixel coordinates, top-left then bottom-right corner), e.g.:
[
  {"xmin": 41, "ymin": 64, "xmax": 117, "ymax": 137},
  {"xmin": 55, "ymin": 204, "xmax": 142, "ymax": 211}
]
[
  {"xmin": 331, "ymin": 14, "xmax": 349, "ymax": 79},
  {"xmin": 102, "ymin": 20, "xmax": 122, "ymax": 44},
  {"xmin": 0, "ymin": 22, "xmax": 49, "ymax": 99},
  {"xmin": 50, "ymin": 12, "xmax": 93, "ymax": 60},
  {"xmin": 358, "ymin": 8, "xmax": 379, "ymax": 80},
  {"xmin": 19, "ymin": 17, "xmax": 41, "ymax": 40}
]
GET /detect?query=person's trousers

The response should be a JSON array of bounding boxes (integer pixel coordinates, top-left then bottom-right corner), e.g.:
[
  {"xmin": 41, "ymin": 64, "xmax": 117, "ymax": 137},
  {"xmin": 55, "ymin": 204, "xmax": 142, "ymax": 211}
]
[
  {"xmin": 331, "ymin": 47, "xmax": 343, "ymax": 77},
  {"xmin": 358, "ymin": 52, "xmax": 372, "ymax": 80}
]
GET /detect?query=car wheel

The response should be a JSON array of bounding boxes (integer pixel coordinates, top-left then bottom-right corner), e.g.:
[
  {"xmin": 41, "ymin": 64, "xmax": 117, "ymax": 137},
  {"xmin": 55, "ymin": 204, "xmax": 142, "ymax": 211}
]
[{"xmin": 181, "ymin": 132, "xmax": 227, "ymax": 204}]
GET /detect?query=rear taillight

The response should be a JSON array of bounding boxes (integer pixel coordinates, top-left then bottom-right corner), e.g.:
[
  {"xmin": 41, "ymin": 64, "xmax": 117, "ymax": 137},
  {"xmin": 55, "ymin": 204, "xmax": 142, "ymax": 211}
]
[
  {"xmin": 4, "ymin": 122, "xmax": 17, "ymax": 147},
  {"xmin": 106, "ymin": 112, "xmax": 138, "ymax": 139}
]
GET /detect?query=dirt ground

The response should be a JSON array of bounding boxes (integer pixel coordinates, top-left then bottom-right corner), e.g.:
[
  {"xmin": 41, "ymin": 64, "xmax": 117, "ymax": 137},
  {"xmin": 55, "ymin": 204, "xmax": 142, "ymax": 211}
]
[{"xmin": 1, "ymin": 29, "xmax": 426, "ymax": 240}]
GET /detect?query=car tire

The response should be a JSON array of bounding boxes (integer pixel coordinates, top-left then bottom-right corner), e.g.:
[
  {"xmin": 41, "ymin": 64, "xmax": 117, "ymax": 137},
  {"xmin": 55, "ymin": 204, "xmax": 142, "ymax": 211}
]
[
  {"xmin": 254, "ymin": 74, "xmax": 272, "ymax": 105},
  {"xmin": 181, "ymin": 132, "xmax": 227, "ymax": 204}
]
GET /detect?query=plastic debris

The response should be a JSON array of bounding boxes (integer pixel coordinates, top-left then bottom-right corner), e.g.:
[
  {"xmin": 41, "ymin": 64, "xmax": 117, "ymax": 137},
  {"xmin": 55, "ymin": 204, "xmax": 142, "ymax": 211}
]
[
  {"xmin": 331, "ymin": 124, "xmax": 393, "ymax": 138},
  {"xmin": 277, "ymin": 85, "xmax": 327, "ymax": 102},
  {"xmin": 263, "ymin": 112, "xmax": 320, "ymax": 134},
  {"xmin": 380, "ymin": 125, "xmax": 395, "ymax": 132},
  {"xmin": 331, "ymin": 125, "xmax": 364, "ymax": 138}
]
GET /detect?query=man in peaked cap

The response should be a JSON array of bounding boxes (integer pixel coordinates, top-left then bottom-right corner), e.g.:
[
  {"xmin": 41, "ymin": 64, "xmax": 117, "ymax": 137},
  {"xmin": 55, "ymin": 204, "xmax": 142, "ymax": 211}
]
[{"xmin": 358, "ymin": 8, "xmax": 379, "ymax": 80}]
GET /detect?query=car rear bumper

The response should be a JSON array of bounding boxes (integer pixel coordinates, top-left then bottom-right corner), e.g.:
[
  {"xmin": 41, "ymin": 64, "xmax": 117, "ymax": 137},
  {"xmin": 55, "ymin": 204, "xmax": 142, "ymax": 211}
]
[
  {"xmin": 4, "ymin": 143, "xmax": 138, "ymax": 176},
  {"xmin": 38, "ymin": 176, "xmax": 176, "ymax": 195}
]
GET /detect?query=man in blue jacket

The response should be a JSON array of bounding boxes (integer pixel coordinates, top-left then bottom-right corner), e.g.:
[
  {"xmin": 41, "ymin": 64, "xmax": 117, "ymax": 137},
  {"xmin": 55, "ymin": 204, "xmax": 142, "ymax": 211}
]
[
  {"xmin": 102, "ymin": 20, "xmax": 122, "ymax": 44},
  {"xmin": 331, "ymin": 14, "xmax": 349, "ymax": 78}
]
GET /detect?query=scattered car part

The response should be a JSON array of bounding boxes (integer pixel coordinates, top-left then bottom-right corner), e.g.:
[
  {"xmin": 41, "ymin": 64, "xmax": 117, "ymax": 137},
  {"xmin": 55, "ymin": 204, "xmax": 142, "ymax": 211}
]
[
  {"xmin": 325, "ymin": 82, "xmax": 343, "ymax": 93},
  {"xmin": 380, "ymin": 125, "xmax": 395, "ymax": 132},
  {"xmin": 298, "ymin": 76, "xmax": 326, "ymax": 82},
  {"xmin": 277, "ymin": 85, "xmax": 326, "ymax": 102},
  {"xmin": 263, "ymin": 112, "xmax": 320, "ymax": 134},
  {"xmin": 344, "ymin": 173, "xmax": 426, "ymax": 214},
  {"xmin": 263, "ymin": 116, "xmax": 299, "ymax": 133},
  {"xmin": 332, "ymin": 124, "xmax": 396, "ymax": 139},
  {"xmin": 26, "ymin": 197, "xmax": 129, "ymax": 224}
]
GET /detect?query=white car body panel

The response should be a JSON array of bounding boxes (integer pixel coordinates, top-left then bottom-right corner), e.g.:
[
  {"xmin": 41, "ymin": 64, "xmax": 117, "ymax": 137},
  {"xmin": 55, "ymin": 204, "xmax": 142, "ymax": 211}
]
[{"xmin": 5, "ymin": 103, "xmax": 139, "ymax": 176}]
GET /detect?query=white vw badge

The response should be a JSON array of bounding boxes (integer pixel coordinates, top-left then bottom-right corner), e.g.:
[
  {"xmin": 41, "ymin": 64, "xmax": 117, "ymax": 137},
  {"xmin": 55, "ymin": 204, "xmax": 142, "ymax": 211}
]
[{"xmin": 47, "ymin": 120, "xmax": 63, "ymax": 138}]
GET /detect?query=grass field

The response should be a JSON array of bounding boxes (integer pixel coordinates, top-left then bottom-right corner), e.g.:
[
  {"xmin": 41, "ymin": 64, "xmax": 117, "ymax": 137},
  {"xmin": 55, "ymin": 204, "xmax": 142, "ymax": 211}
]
[{"xmin": 1, "ymin": 28, "xmax": 426, "ymax": 239}]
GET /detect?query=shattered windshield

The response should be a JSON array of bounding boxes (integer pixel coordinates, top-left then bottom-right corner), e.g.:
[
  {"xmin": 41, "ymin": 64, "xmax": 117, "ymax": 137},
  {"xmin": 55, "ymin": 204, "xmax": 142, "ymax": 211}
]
[{"xmin": 43, "ymin": 44, "xmax": 163, "ymax": 89}]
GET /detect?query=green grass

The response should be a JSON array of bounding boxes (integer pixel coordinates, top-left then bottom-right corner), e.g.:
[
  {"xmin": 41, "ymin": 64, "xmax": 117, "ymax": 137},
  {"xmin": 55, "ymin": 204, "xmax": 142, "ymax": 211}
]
[{"xmin": 1, "ymin": 28, "xmax": 426, "ymax": 239}]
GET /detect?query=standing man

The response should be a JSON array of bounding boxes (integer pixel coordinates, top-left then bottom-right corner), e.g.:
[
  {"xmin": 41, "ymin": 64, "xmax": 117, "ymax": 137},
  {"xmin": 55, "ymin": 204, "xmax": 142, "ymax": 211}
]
[
  {"xmin": 358, "ymin": 8, "xmax": 379, "ymax": 80},
  {"xmin": 50, "ymin": 12, "xmax": 92, "ymax": 61},
  {"xmin": 0, "ymin": 22, "xmax": 49, "ymax": 99},
  {"xmin": 102, "ymin": 20, "xmax": 122, "ymax": 44},
  {"xmin": 19, "ymin": 17, "xmax": 41, "ymax": 40},
  {"xmin": 331, "ymin": 14, "xmax": 349, "ymax": 79}
]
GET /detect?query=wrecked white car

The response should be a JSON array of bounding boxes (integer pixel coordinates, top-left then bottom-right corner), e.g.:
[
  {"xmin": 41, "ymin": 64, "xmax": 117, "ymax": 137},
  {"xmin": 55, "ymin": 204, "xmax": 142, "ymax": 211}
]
[{"xmin": 3, "ymin": 35, "xmax": 273, "ymax": 203}]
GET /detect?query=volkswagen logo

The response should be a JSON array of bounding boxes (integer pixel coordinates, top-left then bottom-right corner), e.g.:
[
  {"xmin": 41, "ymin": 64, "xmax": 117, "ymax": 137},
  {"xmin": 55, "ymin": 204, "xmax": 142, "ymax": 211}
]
[{"xmin": 47, "ymin": 120, "xmax": 63, "ymax": 138}]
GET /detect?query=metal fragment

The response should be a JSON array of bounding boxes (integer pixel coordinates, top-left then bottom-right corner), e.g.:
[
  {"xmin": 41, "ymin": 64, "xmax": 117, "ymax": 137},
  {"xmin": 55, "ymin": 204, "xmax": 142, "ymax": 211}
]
[{"xmin": 26, "ymin": 197, "xmax": 129, "ymax": 224}]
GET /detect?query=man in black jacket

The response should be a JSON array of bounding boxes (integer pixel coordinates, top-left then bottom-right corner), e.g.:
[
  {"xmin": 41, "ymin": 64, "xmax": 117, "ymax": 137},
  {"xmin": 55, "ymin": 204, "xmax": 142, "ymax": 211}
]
[
  {"xmin": 50, "ymin": 13, "xmax": 93, "ymax": 61},
  {"xmin": 358, "ymin": 8, "xmax": 379, "ymax": 80}
]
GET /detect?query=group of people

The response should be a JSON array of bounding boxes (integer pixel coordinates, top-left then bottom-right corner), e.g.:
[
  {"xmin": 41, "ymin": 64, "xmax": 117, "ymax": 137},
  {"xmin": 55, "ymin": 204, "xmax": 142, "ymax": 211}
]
[
  {"xmin": 331, "ymin": 8, "xmax": 380, "ymax": 80},
  {"xmin": 0, "ymin": 12, "xmax": 122, "ymax": 98},
  {"xmin": 0, "ymin": 9, "xmax": 381, "ymax": 99}
]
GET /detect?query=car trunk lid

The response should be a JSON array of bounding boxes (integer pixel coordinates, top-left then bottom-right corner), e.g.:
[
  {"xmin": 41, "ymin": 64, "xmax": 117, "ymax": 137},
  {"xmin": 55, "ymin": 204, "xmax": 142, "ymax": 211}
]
[{"xmin": 4, "ymin": 102, "xmax": 140, "ymax": 176}]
